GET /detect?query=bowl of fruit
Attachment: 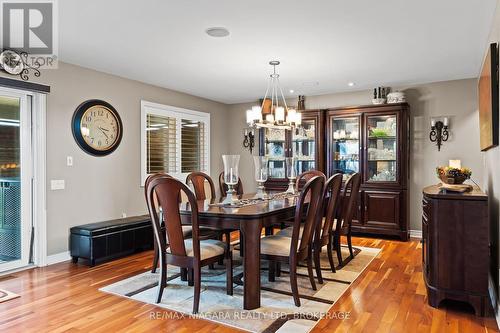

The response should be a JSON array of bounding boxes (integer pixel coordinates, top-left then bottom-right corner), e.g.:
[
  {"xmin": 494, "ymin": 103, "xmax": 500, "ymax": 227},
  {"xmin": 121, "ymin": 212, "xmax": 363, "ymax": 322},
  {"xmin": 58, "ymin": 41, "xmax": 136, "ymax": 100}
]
[{"xmin": 436, "ymin": 166, "xmax": 472, "ymax": 185}]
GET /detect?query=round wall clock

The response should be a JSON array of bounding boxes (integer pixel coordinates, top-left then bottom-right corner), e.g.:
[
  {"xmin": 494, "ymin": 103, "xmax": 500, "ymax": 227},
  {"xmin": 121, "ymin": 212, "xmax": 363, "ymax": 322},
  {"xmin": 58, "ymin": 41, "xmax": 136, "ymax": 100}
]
[{"xmin": 71, "ymin": 99, "xmax": 123, "ymax": 156}]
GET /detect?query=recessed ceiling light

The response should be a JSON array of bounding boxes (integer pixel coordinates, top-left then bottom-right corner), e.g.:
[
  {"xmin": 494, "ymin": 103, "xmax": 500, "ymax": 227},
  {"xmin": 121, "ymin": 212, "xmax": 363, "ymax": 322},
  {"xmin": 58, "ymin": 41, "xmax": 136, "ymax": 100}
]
[
  {"xmin": 289, "ymin": 89, "xmax": 294, "ymax": 94},
  {"xmin": 348, "ymin": 82, "xmax": 355, "ymax": 87},
  {"xmin": 205, "ymin": 27, "xmax": 230, "ymax": 38}
]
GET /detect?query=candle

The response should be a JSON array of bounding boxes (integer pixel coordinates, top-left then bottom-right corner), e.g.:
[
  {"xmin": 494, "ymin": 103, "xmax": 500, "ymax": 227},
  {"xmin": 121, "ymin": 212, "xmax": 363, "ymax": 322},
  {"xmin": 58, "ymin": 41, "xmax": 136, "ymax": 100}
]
[
  {"xmin": 252, "ymin": 106, "xmax": 262, "ymax": 121},
  {"xmin": 443, "ymin": 117, "xmax": 449, "ymax": 126},
  {"xmin": 296, "ymin": 112, "xmax": 302, "ymax": 126},
  {"xmin": 449, "ymin": 160, "xmax": 461, "ymax": 169},
  {"xmin": 246, "ymin": 110, "xmax": 253, "ymax": 125},
  {"xmin": 229, "ymin": 168, "xmax": 234, "ymax": 184},
  {"xmin": 431, "ymin": 119, "xmax": 435, "ymax": 127},
  {"xmin": 275, "ymin": 107, "xmax": 285, "ymax": 122},
  {"xmin": 265, "ymin": 113, "xmax": 275, "ymax": 123}
]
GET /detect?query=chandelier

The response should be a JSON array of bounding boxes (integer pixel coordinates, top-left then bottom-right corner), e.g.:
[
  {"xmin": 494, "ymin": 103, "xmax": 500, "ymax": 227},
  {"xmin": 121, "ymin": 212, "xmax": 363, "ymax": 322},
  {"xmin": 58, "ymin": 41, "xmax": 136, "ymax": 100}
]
[{"xmin": 246, "ymin": 61, "xmax": 302, "ymax": 129}]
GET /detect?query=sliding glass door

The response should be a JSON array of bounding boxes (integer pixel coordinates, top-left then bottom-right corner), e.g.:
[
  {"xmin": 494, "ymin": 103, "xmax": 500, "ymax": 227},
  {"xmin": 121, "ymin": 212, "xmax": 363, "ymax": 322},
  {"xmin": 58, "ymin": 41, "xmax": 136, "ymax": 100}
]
[{"xmin": 0, "ymin": 89, "xmax": 31, "ymax": 272}]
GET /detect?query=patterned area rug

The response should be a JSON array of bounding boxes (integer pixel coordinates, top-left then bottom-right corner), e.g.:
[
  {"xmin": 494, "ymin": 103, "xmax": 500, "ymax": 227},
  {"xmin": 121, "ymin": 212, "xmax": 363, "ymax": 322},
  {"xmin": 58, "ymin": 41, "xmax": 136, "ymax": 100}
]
[
  {"xmin": 0, "ymin": 289, "xmax": 19, "ymax": 303},
  {"xmin": 100, "ymin": 245, "xmax": 380, "ymax": 333}
]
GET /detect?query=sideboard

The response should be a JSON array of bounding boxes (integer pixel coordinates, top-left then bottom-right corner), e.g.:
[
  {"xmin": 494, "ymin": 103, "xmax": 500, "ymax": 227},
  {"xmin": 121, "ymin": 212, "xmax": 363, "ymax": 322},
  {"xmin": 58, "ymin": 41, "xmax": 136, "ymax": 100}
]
[{"xmin": 422, "ymin": 185, "xmax": 489, "ymax": 316}]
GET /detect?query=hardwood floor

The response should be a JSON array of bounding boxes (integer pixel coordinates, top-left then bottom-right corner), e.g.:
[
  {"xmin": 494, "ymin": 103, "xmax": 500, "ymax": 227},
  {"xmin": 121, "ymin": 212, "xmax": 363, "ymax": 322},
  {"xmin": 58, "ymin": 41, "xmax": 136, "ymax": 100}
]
[{"xmin": 0, "ymin": 236, "xmax": 498, "ymax": 332}]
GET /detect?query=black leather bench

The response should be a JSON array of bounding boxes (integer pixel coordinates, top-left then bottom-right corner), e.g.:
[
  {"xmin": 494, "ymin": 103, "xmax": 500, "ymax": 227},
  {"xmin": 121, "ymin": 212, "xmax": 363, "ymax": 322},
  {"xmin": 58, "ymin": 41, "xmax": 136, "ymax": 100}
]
[{"xmin": 70, "ymin": 215, "xmax": 153, "ymax": 266}]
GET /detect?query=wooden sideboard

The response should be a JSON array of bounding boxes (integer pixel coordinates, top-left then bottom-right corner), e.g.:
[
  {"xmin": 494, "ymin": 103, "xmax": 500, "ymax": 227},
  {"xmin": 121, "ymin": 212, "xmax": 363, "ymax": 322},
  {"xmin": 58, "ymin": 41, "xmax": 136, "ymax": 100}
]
[{"xmin": 422, "ymin": 185, "xmax": 489, "ymax": 316}]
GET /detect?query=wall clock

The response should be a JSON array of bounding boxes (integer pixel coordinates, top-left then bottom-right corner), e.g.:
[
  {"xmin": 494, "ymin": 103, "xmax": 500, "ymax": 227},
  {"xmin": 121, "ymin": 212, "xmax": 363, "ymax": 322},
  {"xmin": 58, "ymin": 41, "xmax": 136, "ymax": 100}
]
[{"xmin": 72, "ymin": 99, "xmax": 123, "ymax": 156}]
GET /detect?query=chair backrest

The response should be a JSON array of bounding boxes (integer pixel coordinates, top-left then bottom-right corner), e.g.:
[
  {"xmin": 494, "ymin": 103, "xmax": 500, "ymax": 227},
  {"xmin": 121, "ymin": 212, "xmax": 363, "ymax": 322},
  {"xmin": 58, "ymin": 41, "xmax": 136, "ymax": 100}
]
[
  {"xmin": 144, "ymin": 173, "xmax": 172, "ymax": 215},
  {"xmin": 318, "ymin": 173, "xmax": 343, "ymax": 241},
  {"xmin": 289, "ymin": 176, "xmax": 325, "ymax": 258},
  {"xmin": 340, "ymin": 173, "xmax": 361, "ymax": 230},
  {"xmin": 218, "ymin": 171, "xmax": 244, "ymax": 197},
  {"xmin": 146, "ymin": 176, "xmax": 201, "ymax": 259},
  {"xmin": 295, "ymin": 170, "xmax": 325, "ymax": 190},
  {"xmin": 186, "ymin": 172, "xmax": 216, "ymax": 201}
]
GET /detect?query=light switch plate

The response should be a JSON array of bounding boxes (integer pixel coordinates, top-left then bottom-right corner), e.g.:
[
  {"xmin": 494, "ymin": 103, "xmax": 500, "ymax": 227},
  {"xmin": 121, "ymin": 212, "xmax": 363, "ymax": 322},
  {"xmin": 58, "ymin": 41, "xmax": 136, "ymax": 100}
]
[
  {"xmin": 50, "ymin": 179, "xmax": 65, "ymax": 190},
  {"xmin": 67, "ymin": 156, "xmax": 73, "ymax": 166}
]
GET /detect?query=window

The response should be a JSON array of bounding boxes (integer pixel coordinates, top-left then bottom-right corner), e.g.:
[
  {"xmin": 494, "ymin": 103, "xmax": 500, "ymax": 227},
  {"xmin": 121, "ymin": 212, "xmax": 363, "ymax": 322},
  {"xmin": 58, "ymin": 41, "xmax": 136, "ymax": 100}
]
[{"xmin": 141, "ymin": 101, "xmax": 210, "ymax": 184}]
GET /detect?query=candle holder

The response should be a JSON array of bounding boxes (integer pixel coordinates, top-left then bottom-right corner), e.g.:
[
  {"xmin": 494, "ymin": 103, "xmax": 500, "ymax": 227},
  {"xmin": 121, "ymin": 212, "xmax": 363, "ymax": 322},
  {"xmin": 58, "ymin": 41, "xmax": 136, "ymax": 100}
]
[
  {"xmin": 222, "ymin": 155, "xmax": 240, "ymax": 205},
  {"xmin": 253, "ymin": 156, "xmax": 269, "ymax": 199},
  {"xmin": 285, "ymin": 156, "xmax": 298, "ymax": 194},
  {"xmin": 430, "ymin": 118, "xmax": 449, "ymax": 151}
]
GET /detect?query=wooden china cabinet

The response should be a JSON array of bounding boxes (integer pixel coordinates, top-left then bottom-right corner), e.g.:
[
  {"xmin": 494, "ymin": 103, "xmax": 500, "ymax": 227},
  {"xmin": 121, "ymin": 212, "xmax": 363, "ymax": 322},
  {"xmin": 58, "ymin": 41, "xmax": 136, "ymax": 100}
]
[
  {"xmin": 259, "ymin": 103, "xmax": 410, "ymax": 240},
  {"xmin": 326, "ymin": 103, "xmax": 410, "ymax": 240},
  {"xmin": 259, "ymin": 109, "xmax": 324, "ymax": 191}
]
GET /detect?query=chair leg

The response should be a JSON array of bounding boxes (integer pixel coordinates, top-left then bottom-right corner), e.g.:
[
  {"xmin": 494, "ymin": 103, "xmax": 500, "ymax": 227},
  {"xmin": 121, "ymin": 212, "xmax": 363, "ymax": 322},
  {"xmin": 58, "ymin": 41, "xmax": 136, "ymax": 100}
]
[
  {"xmin": 290, "ymin": 261, "xmax": 301, "ymax": 307},
  {"xmin": 219, "ymin": 231, "xmax": 231, "ymax": 265},
  {"xmin": 188, "ymin": 268, "xmax": 194, "ymax": 287},
  {"xmin": 268, "ymin": 260, "xmax": 276, "ymax": 282},
  {"xmin": 226, "ymin": 252, "xmax": 233, "ymax": 296},
  {"xmin": 327, "ymin": 242, "xmax": 336, "ymax": 273},
  {"xmin": 156, "ymin": 256, "xmax": 167, "ymax": 303},
  {"xmin": 180, "ymin": 267, "xmax": 188, "ymax": 281},
  {"xmin": 347, "ymin": 231, "xmax": 354, "ymax": 259},
  {"xmin": 151, "ymin": 241, "xmax": 159, "ymax": 273},
  {"xmin": 335, "ymin": 234, "xmax": 343, "ymax": 266},
  {"xmin": 192, "ymin": 264, "xmax": 201, "ymax": 314},
  {"xmin": 306, "ymin": 251, "xmax": 317, "ymax": 291},
  {"xmin": 276, "ymin": 262, "xmax": 281, "ymax": 277},
  {"xmin": 313, "ymin": 246, "xmax": 324, "ymax": 284}
]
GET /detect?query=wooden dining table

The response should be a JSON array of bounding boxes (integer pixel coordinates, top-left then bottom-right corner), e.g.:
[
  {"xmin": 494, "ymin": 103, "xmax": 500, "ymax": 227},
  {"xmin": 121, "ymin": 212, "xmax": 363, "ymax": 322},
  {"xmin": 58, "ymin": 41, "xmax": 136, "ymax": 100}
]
[{"xmin": 179, "ymin": 193, "xmax": 298, "ymax": 310}]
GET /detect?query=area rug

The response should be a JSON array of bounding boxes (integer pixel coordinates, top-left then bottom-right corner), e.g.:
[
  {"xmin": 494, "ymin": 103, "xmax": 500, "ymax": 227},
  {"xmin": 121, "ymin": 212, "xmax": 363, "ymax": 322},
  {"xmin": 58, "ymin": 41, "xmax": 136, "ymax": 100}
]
[
  {"xmin": 0, "ymin": 289, "xmax": 20, "ymax": 303},
  {"xmin": 100, "ymin": 245, "xmax": 380, "ymax": 333}
]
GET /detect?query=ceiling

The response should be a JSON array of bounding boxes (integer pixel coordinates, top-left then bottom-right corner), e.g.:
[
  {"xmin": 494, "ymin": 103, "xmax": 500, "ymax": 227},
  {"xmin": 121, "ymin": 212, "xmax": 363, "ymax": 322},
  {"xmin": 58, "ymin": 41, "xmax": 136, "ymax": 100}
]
[{"xmin": 59, "ymin": 0, "xmax": 497, "ymax": 104}]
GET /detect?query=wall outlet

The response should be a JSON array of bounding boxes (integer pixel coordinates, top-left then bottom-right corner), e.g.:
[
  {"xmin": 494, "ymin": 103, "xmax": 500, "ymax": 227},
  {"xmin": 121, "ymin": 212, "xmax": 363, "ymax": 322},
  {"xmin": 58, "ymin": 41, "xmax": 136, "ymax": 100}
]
[
  {"xmin": 67, "ymin": 156, "xmax": 73, "ymax": 166},
  {"xmin": 50, "ymin": 179, "xmax": 65, "ymax": 190},
  {"xmin": 121, "ymin": 212, "xmax": 127, "ymax": 218}
]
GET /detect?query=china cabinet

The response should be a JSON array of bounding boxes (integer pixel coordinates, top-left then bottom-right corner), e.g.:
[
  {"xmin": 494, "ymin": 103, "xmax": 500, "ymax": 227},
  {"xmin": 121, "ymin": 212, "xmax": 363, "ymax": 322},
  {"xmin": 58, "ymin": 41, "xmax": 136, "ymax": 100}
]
[
  {"xmin": 326, "ymin": 103, "xmax": 409, "ymax": 240},
  {"xmin": 259, "ymin": 109, "xmax": 324, "ymax": 191}
]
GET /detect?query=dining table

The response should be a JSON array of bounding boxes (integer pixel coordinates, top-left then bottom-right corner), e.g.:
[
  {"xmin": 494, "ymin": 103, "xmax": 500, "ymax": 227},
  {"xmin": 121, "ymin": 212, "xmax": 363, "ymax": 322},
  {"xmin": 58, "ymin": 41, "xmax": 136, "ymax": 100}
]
[{"xmin": 179, "ymin": 192, "xmax": 299, "ymax": 310}]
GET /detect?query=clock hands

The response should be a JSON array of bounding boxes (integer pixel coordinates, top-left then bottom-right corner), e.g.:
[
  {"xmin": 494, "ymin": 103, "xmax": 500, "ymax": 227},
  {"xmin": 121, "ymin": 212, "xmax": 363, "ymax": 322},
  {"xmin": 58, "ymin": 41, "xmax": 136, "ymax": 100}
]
[{"xmin": 98, "ymin": 126, "xmax": 109, "ymax": 139}]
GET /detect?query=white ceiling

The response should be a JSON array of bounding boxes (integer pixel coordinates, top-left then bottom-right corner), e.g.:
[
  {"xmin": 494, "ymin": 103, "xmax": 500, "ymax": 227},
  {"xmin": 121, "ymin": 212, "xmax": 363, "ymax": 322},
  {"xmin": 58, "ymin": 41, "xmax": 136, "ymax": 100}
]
[{"xmin": 59, "ymin": 0, "xmax": 497, "ymax": 104}]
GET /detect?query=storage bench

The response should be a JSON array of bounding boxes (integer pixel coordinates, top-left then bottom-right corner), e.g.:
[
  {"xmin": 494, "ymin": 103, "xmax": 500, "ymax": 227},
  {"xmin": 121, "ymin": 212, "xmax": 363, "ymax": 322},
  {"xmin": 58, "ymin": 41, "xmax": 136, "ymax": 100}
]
[{"xmin": 70, "ymin": 215, "xmax": 153, "ymax": 266}]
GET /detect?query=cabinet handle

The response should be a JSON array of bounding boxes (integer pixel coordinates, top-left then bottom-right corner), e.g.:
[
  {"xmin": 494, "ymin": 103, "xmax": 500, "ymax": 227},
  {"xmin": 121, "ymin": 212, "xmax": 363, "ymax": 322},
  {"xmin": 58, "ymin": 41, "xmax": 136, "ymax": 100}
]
[{"xmin": 365, "ymin": 205, "xmax": 367, "ymax": 211}]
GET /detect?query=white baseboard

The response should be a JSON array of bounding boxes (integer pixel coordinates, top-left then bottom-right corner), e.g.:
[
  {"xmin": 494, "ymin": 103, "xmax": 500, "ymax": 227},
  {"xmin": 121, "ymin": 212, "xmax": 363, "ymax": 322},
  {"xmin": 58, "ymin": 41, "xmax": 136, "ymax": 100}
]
[
  {"xmin": 409, "ymin": 229, "xmax": 422, "ymax": 239},
  {"xmin": 46, "ymin": 251, "xmax": 71, "ymax": 266}
]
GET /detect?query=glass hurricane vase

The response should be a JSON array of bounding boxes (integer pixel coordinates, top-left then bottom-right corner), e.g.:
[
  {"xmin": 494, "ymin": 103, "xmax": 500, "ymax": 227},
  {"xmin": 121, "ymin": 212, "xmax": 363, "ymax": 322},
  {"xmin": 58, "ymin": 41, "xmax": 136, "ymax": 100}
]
[
  {"xmin": 253, "ymin": 155, "xmax": 269, "ymax": 199},
  {"xmin": 222, "ymin": 154, "xmax": 240, "ymax": 204},
  {"xmin": 285, "ymin": 156, "xmax": 298, "ymax": 194}
]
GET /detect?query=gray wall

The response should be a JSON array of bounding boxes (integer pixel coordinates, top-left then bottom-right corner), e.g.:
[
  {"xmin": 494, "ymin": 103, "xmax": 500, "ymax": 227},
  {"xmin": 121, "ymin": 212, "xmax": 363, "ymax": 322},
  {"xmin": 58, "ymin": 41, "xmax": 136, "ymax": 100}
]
[
  {"xmin": 483, "ymin": 0, "xmax": 500, "ymax": 315},
  {"xmin": 228, "ymin": 79, "xmax": 483, "ymax": 232},
  {"xmin": 1, "ymin": 62, "xmax": 230, "ymax": 255}
]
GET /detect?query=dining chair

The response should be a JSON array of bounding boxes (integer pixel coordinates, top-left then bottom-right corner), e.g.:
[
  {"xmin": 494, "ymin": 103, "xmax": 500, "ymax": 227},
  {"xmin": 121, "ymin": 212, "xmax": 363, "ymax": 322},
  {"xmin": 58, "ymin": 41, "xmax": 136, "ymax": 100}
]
[
  {"xmin": 295, "ymin": 169, "xmax": 326, "ymax": 191},
  {"xmin": 260, "ymin": 175, "xmax": 325, "ymax": 307},
  {"xmin": 145, "ymin": 175, "xmax": 233, "ymax": 314},
  {"xmin": 334, "ymin": 172, "xmax": 361, "ymax": 266},
  {"xmin": 145, "ymin": 173, "xmax": 193, "ymax": 274},
  {"xmin": 276, "ymin": 174, "xmax": 343, "ymax": 283},
  {"xmin": 313, "ymin": 173, "xmax": 343, "ymax": 283},
  {"xmin": 218, "ymin": 171, "xmax": 244, "ymax": 197},
  {"xmin": 186, "ymin": 172, "xmax": 233, "ymax": 261}
]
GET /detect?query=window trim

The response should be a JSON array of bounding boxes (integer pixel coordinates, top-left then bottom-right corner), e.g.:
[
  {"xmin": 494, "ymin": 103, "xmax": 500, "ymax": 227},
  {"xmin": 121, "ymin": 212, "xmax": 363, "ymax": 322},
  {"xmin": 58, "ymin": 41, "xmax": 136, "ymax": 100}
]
[{"xmin": 140, "ymin": 100, "xmax": 210, "ymax": 185}]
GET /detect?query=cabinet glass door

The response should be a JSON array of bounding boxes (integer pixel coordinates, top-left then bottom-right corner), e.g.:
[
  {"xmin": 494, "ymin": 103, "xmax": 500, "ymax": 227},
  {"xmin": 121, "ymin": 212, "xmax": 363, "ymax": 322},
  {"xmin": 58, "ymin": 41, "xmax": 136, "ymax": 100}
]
[
  {"xmin": 292, "ymin": 119, "xmax": 315, "ymax": 174},
  {"xmin": 264, "ymin": 128, "xmax": 286, "ymax": 179},
  {"xmin": 366, "ymin": 114, "xmax": 398, "ymax": 182},
  {"xmin": 331, "ymin": 117, "xmax": 360, "ymax": 180}
]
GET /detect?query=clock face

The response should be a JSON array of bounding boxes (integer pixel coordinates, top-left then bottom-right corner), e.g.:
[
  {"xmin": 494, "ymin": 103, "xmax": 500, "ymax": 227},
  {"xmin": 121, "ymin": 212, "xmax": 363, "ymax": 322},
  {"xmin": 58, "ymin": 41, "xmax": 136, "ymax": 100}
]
[
  {"xmin": 72, "ymin": 100, "xmax": 123, "ymax": 156},
  {"xmin": 80, "ymin": 105, "xmax": 120, "ymax": 151}
]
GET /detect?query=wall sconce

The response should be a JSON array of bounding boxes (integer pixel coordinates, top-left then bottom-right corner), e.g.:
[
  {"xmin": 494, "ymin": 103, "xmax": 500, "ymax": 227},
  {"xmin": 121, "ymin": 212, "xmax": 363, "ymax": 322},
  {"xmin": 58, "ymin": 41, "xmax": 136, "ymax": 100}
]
[
  {"xmin": 429, "ymin": 117, "xmax": 449, "ymax": 151},
  {"xmin": 243, "ymin": 128, "xmax": 255, "ymax": 153}
]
